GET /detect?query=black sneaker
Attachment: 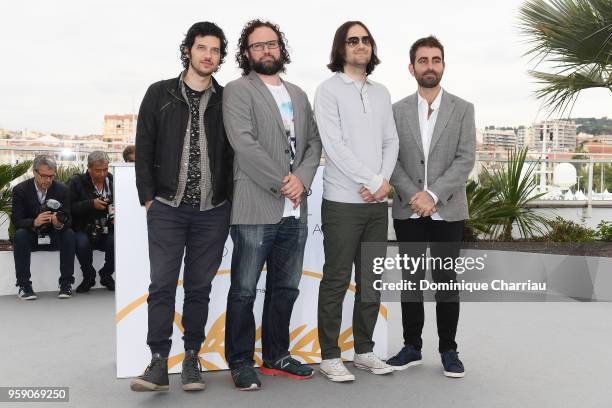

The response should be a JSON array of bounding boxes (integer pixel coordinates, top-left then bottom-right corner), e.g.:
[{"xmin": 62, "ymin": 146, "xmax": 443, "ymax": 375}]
[
  {"xmin": 100, "ymin": 276, "xmax": 115, "ymax": 291},
  {"xmin": 231, "ymin": 365, "xmax": 261, "ymax": 391},
  {"xmin": 130, "ymin": 353, "xmax": 169, "ymax": 391},
  {"xmin": 441, "ymin": 350, "xmax": 465, "ymax": 378},
  {"xmin": 76, "ymin": 279, "xmax": 95, "ymax": 293},
  {"xmin": 58, "ymin": 286, "xmax": 73, "ymax": 299},
  {"xmin": 18, "ymin": 286, "xmax": 37, "ymax": 300},
  {"xmin": 260, "ymin": 355, "xmax": 314, "ymax": 380},
  {"xmin": 181, "ymin": 350, "xmax": 206, "ymax": 391},
  {"xmin": 387, "ymin": 345, "xmax": 422, "ymax": 371}
]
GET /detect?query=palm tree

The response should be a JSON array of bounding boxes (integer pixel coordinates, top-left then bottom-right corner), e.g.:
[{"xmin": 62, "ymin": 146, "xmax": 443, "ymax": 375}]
[
  {"xmin": 464, "ymin": 180, "xmax": 515, "ymax": 241},
  {"xmin": 518, "ymin": 0, "xmax": 612, "ymax": 115},
  {"xmin": 484, "ymin": 148, "xmax": 550, "ymax": 240},
  {"xmin": 0, "ymin": 161, "xmax": 32, "ymax": 227}
]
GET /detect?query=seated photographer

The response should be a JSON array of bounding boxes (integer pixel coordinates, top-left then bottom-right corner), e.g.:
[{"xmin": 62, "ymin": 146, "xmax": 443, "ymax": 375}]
[
  {"xmin": 68, "ymin": 151, "xmax": 115, "ymax": 293},
  {"xmin": 11, "ymin": 154, "xmax": 75, "ymax": 300}
]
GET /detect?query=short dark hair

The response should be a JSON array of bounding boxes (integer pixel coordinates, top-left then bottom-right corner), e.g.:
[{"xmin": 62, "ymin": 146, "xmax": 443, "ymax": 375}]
[
  {"xmin": 236, "ymin": 19, "xmax": 291, "ymax": 76},
  {"xmin": 122, "ymin": 145, "xmax": 135, "ymax": 162},
  {"xmin": 327, "ymin": 21, "xmax": 380, "ymax": 75},
  {"xmin": 180, "ymin": 22, "xmax": 228, "ymax": 69},
  {"xmin": 409, "ymin": 35, "xmax": 444, "ymax": 65}
]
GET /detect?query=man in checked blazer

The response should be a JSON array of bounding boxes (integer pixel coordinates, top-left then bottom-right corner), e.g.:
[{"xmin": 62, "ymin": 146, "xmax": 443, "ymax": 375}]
[
  {"xmin": 387, "ymin": 36, "xmax": 476, "ymax": 378},
  {"xmin": 222, "ymin": 19, "xmax": 322, "ymax": 390}
]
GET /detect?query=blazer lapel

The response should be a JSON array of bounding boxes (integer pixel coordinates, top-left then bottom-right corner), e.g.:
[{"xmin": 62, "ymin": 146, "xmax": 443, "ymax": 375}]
[
  {"xmin": 28, "ymin": 178, "xmax": 40, "ymax": 204},
  {"xmin": 405, "ymin": 93, "xmax": 424, "ymax": 156},
  {"xmin": 248, "ymin": 72, "xmax": 286, "ymax": 136},
  {"xmin": 429, "ymin": 92, "xmax": 455, "ymax": 155}
]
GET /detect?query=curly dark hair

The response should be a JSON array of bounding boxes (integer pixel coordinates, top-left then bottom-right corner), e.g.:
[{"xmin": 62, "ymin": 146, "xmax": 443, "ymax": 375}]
[
  {"xmin": 327, "ymin": 21, "xmax": 380, "ymax": 75},
  {"xmin": 180, "ymin": 21, "xmax": 228, "ymax": 69},
  {"xmin": 236, "ymin": 19, "xmax": 291, "ymax": 76}
]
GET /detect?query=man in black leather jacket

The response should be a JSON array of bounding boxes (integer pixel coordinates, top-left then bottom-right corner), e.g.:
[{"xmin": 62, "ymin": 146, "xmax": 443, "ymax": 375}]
[
  {"xmin": 67, "ymin": 151, "xmax": 115, "ymax": 293},
  {"xmin": 131, "ymin": 21, "xmax": 233, "ymax": 393}
]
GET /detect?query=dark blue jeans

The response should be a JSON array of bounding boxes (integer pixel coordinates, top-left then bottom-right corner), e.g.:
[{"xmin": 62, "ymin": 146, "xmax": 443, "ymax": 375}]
[
  {"xmin": 74, "ymin": 230, "xmax": 114, "ymax": 281},
  {"xmin": 13, "ymin": 227, "xmax": 75, "ymax": 288},
  {"xmin": 225, "ymin": 217, "xmax": 308, "ymax": 369},
  {"xmin": 146, "ymin": 201, "xmax": 231, "ymax": 357}
]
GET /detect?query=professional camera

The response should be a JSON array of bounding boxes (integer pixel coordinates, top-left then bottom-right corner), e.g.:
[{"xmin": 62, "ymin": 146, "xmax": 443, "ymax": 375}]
[
  {"xmin": 39, "ymin": 198, "xmax": 69, "ymax": 226},
  {"xmin": 88, "ymin": 216, "xmax": 110, "ymax": 244},
  {"xmin": 99, "ymin": 196, "xmax": 115, "ymax": 223},
  {"xmin": 87, "ymin": 194, "xmax": 114, "ymax": 243}
]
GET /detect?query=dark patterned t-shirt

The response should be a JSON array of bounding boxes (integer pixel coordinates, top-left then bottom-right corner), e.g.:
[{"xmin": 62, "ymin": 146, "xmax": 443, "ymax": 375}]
[{"xmin": 182, "ymin": 83, "xmax": 204, "ymax": 207}]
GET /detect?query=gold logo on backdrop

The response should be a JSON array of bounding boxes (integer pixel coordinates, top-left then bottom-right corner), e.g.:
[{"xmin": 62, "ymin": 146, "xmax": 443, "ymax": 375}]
[{"xmin": 116, "ymin": 269, "xmax": 388, "ymax": 370}]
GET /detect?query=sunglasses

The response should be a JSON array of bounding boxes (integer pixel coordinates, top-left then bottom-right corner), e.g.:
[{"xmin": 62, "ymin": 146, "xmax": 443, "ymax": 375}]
[{"xmin": 345, "ymin": 36, "xmax": 372, "ymax": 47}]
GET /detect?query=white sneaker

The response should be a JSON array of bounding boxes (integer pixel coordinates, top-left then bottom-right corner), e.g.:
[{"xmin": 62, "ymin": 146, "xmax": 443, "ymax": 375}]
[
  {"xmin": 320, "ymin": 358, "xmax": 355, "ymax": 382},
  {"xmin": 353, "ymin": 352, "xmax": 394, "ymax": 375}
]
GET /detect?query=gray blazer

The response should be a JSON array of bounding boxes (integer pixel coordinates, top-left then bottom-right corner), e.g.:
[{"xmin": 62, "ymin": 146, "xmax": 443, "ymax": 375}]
[
  {"xmin": 390, "ymin": 91, "xmax": 476, "ymax": 222},
  {"xmin": 223, "ymin": 72, "xmax": 322, "ymax": 225}
]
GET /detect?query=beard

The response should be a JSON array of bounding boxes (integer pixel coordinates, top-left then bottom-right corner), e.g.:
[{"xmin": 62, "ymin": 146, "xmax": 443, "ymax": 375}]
[
  {"xmin": 189, "ymin": 57, "xmax": 216, "ymax": 77},
  {"xmin": 251, "ymin": 56, "xmax": 284, "ymax": 75},
  {"xmin": 416, "ymin": 71, "xmax": 442, "ymax": 88}
]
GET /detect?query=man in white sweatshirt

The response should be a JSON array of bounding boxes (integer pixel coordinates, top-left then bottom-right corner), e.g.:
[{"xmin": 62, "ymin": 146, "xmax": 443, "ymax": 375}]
[{"xmin": 314, "ymin": 20, "xmax": 399, "ymax": 383}]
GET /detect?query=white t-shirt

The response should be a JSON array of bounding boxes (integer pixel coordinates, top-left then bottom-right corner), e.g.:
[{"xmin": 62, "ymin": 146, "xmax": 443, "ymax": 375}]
[{"xmin": 266, "ymin": 83, "xmax": 299, "ymax": 219}]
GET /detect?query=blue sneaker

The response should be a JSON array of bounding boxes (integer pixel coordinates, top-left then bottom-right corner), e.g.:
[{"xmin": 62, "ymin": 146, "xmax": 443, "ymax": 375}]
[
  {"xmin": 386, "ymin": 345, "xmax": 422, "ymax": 371},
  {"xmin": 441, "ymin": 350, "xmax": 465, "ymax": 378}
]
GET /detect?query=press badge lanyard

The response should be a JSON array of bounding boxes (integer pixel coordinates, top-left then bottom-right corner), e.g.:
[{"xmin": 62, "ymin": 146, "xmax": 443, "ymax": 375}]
[
  {"xmin": 36, "ymin": 184, "xmax": 51, "ymax": 244},
  {"xmin": 93, "ymin": 177, "xmax": 110, "ymax": 199}
]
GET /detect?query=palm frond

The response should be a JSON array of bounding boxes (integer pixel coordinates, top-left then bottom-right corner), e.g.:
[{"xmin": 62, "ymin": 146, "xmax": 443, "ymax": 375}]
[
  {"xmin": 0, "ymin": 161, "xmax": 33, "ymax": 227},
  {"xmin": 518, "ymin": 0, "xmax": 612, "ymax": 114}
]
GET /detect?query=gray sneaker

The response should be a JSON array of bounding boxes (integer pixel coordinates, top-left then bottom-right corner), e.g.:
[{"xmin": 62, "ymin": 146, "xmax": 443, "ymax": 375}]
[
  {"xmin": 130, "ymin": 353, "xmax": 169, "ymax": 391},
  {"xmin": 181, "ymin": 350, "xmax": 206, "ymax": 391}
]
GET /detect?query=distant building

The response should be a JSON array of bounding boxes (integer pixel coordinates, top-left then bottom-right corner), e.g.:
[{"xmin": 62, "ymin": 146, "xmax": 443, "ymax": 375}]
[
  {"xmin": 530, "ymin": 120, "xmax": 577, "ymax": 152},
  {"xmin": 103, "ymin": 114, "xmax": 137, "ymax": 144},
  {"xmin": 482, "ymin": 128, "xmax": 517, "ymax": 150},
  {"xmin": 594, "ymin": 134, "xmax": 612, "ymax": 145},
  {"xmin": 518, "ymin": 127, "xmax": 534, "ymax": 148}
]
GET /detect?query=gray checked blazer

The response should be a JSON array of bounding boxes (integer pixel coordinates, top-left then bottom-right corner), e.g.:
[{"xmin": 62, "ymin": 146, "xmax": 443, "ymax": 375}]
[
  {"xmin": 222, "ymin": 72, "xmax": 322, "ymax": 225},
  {"xmin": 390, "ymin": 91, "xmax": 476, "ymax": 222}
]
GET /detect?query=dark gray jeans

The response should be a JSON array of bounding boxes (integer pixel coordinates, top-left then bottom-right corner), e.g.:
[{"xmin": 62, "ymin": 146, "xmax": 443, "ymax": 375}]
[{"xmin": 146, "ymin": 200, "xmax": 230, "ymax": 357}]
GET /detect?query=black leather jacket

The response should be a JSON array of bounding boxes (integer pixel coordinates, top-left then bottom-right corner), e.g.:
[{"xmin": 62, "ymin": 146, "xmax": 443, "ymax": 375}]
[
  {"xmin": 135, "ymin": 74, "xmax": 233, "ymax": 205},
  {"xmin": 67, "ymin": 172, "xmax": 114, "ymax": 232}
]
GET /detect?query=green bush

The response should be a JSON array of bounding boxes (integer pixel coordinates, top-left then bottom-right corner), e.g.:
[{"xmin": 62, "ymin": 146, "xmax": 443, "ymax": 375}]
[
  {"xmin": 55, "ymin": 164, "xmax": 84, "ymax": 183},
  {"xmin": 596, "ymin": 221, "xmax": 612, "ymax": 242},
  {"xmin": 542, "ymin": 216, "xmax": 597, "ymax": 243}
]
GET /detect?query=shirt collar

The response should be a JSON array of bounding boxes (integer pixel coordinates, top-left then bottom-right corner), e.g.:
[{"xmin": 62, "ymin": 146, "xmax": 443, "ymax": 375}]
[
  {"xmin": 417, "ymin": 88, "xmax": 444, "ymax": 111},
  {"xmin": 338, "ymin": 72, "xmax": 373, "ymax": 85},
  {"xmin": 34, "ymin": 179, "xmax": 46, "ymax": 195},
  {"xmin": 179, "ymin": 70, "xmax": 216, "ymax": 94}
]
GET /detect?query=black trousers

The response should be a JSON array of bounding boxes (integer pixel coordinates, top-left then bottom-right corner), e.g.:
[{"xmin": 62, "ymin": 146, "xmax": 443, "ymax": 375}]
[
  {"xmin": 146, "ymin": 200, "xmax": 230, "ymax": 357},
  {"xmin": 74, "ymin": 230, "xmax": 114, "ymax": 281},
  {"xmin": 13, "ymin": 227, "xmax": 75, "ymax": 288},
  {"xmin": 393, "ymin": 216, "xmax": 464, "ymax": 352}
]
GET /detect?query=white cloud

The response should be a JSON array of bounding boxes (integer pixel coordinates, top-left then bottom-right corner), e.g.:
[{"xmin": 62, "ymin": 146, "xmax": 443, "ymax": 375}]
[{"xmin": 1, "ymin": 0, "xmax": 610, "ymax": 134}]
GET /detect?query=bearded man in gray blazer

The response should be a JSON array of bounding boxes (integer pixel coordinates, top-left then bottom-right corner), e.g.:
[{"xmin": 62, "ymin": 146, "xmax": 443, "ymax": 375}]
[
  {"xmin": 387, "ymin": 36, "xmax": 476, "ymax": 379},
  {"xmin": 222, "ymin": 19, "xmax": 322, "ymax": 390}
]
